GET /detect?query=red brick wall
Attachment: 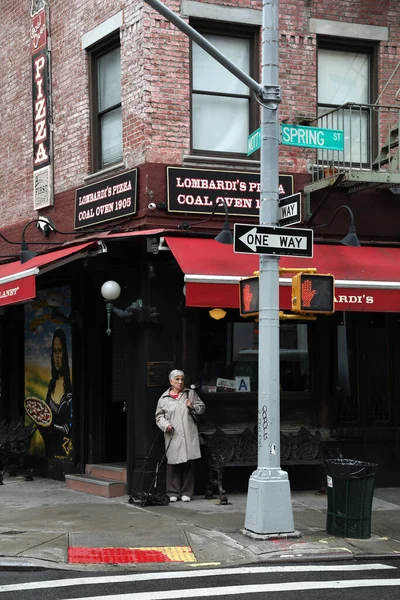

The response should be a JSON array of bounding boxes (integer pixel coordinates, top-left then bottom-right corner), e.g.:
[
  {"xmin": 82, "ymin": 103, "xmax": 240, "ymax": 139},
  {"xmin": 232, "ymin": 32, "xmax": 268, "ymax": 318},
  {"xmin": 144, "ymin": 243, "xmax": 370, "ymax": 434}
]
[
  {"xmin": 1, "ymin": 0, "xmax": 399, "ymax": 245},
  {"xmin": 0, "ymin": 1, "xmax": 33, "ymax": 226}
]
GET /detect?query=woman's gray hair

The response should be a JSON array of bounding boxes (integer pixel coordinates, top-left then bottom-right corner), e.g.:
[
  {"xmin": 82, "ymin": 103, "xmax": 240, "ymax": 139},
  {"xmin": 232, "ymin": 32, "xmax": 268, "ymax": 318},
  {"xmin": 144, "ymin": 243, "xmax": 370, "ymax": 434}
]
[{"xmin": 169, "ymin": 369, "xmax": 184, "ymax": 381}]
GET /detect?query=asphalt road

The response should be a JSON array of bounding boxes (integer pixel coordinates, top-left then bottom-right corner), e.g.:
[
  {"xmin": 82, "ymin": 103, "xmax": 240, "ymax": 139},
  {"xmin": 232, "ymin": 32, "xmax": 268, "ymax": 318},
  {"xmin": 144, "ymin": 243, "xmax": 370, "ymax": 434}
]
[{"xmin": 1, "ymin": 560, "xmax": 400, "ymax": 599}]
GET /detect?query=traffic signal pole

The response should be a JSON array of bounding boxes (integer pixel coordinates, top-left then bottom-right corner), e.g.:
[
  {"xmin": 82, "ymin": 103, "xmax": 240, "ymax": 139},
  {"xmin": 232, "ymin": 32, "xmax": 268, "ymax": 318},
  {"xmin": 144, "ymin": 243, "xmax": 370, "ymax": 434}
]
[
  {"xmin": 243, "ymin": 0, "xmax": 295, "ymax": 536},
  {"xmin": 144, "ymin": 0, "xmax": 296, "ymax": 535}
]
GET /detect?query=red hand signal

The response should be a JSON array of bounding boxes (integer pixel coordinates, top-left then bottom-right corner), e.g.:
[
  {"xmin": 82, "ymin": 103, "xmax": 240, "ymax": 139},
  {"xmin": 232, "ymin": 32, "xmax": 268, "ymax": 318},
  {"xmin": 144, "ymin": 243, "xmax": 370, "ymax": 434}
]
[
  {"xmin": 301, "ymin": 278, "xmax": 317, "ymax": 308},
  {"xmin": 243, "ymin": 283, "xmax": 253, "ymax": 312}
]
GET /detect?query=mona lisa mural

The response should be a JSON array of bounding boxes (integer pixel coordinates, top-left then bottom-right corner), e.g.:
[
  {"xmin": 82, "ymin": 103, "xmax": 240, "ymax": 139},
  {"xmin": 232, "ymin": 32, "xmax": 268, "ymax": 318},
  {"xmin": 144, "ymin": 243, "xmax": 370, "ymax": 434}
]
[{"xmin": 24, "ymin": 286, "xmax": 73, "ymax": 461}]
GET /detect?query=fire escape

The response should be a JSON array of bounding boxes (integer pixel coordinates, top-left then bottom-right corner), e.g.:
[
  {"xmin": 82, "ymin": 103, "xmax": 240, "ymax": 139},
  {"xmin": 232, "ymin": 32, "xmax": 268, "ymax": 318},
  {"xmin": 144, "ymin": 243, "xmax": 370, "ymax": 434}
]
[{"xmin": 304, "ymin": 103, "xmax": 400, "ymax": 219}]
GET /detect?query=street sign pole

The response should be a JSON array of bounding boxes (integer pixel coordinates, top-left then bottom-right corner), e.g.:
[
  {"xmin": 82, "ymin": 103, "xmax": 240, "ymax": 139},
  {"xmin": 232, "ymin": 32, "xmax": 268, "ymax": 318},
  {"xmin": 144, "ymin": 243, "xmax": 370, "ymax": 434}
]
[
  {"xmin": 143, "ymin": 0, "xmax": 295, "ymax": 536},
  {"xmin": 243, "ymin": 0, "xmax": 295, "ymax": 535}
]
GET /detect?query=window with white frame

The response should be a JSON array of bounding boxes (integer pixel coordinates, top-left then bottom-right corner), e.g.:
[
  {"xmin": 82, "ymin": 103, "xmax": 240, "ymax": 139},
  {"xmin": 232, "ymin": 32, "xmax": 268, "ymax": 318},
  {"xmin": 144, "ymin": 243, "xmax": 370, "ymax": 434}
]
[
  {"xmin": 318, "ymin": 43, "xmax": 373, "ymax": 165},
  {"xmin": 90, "ymin": 39, "xmax": 122, "ymax": 171},
  {"xmin": 191, "ymin": 25, "xmax": 258, "ymax": 155}
]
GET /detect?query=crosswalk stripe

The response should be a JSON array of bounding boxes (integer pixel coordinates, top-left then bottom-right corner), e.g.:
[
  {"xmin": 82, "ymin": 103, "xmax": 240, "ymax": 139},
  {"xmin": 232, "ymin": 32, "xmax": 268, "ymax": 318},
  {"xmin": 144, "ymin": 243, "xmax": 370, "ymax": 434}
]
[
  {"xmin": 0, "ymin": 563, "xmax": 395, "ymax": 594},
  {"xmin": 60, "ymin": 579, "xmax": 400, "ymax": 600}
]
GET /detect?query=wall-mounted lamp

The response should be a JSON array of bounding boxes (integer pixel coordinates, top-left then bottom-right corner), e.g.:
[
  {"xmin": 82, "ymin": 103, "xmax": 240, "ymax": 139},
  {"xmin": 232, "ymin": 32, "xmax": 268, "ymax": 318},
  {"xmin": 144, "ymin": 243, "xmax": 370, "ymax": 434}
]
[
  {"xmin": 100, "ymin": 279, "xmax": 160, "ymax": 336},
  {"xmin": 101, "ymin": 280, "xmax": 121, "ymax": 336},
  {"xmin": 312, "ymin": 205, "xmax": 361, "ymax": 247},
  {"xmin": 0, "ymin": 218, "xmax": 61, "ymax": 263},
  {"xmin": 178, "ymin": 199, "xmax": 233, "ymax": 244},
  {"xmin": 20, "ymin": 217, "xmax": 65, "ymax": 264},
  {"xmin": 0, "ymin": 230, "xmax": 39, "ymax": 263},
  {"xmin": 4, "ymin": 216, "xmax": 116, "ymax": 264},
  {"xmin": 209, "ymin": 308, "xmax": 227, "ymax": 320}
]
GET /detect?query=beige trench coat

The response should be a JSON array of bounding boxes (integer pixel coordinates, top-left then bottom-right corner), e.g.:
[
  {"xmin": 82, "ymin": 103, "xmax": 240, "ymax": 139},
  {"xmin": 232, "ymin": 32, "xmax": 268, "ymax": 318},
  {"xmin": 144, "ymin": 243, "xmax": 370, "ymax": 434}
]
[{"xmin": 155, "ymin": 387, "xmax": 206, "ymax": 464}]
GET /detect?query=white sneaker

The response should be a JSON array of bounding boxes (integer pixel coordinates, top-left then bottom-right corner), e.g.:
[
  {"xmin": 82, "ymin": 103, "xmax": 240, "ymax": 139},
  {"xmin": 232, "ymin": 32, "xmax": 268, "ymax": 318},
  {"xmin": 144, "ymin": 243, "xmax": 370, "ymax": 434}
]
[
  {"xmin": 169, "ymin": 496, "xmax": 178, "ymax": 502},
  {"xmin": 181, "ymin": 495, "xmax": 191, "ymax": 502}
]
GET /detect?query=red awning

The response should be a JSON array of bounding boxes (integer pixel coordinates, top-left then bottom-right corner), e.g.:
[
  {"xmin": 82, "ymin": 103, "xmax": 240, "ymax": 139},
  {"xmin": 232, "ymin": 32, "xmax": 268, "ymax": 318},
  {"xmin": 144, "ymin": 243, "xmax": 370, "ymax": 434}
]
[
  {"xmin": 0, "ymin": 242, "xmax": 100, "ymax": 307},
  {"xmin": 164, "ymin": 236, "xmax": 400, "ymax": 312},
  {"xmin": 0, "ymin": 229, "xmax": 169, "ymax": 307}
]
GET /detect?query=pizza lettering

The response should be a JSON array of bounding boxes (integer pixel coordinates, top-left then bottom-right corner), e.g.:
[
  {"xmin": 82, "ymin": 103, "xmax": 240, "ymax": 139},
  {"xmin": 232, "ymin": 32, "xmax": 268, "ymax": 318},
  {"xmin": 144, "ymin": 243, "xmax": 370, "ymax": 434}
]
[{"xmin": 24, "ymin": 396, "xmax": 52, "ymax": 427}]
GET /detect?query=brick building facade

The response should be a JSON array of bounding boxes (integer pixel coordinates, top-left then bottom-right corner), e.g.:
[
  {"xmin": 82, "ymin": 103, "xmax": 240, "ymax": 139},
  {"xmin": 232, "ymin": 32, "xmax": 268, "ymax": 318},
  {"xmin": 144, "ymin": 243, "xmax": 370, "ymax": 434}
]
[
  {"xmin": 1, "ymin": 0, "xmax": 399, "ymax": 238},
  {"xmin": 1, "ymin": 0, "xmax": 400, "ymax": 490}
]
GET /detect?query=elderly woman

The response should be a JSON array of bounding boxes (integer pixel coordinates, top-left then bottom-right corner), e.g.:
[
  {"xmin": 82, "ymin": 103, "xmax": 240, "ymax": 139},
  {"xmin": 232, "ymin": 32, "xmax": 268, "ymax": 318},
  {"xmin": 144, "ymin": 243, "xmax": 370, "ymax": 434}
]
[{"xmin": 155, "ymin": 369, "xmax": 206, "ymax": 502}]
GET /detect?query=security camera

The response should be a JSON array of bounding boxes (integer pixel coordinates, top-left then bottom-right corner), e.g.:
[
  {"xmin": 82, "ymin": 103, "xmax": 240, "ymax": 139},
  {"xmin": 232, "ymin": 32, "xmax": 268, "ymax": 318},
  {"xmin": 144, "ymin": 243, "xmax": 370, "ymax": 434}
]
[{"xmin": 148, "ymin": 202, "xmax": 157, "ymax": 211}]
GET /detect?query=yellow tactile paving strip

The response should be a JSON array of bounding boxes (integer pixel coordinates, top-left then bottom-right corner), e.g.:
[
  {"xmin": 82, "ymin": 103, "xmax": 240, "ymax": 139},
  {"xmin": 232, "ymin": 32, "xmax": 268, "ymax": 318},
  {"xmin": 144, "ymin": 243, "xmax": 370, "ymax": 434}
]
[{"xmin": 68, "ymin": 545, "xmax": 197, "ymax": 563}]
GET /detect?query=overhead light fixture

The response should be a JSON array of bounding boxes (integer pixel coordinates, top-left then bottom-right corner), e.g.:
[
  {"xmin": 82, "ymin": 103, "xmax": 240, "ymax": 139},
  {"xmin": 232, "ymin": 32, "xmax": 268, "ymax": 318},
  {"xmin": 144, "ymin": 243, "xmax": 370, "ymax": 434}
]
[
  {"xmin": 20, "ymin": 240, "xmax": 38, "ymax": 264},
  {"xmin": 209, "ymin": 308, "xmax": 227, "ymax": 320},
  {"xmin": 19, "ymin": 217, "xmax": 65, "ymax": 264},
  {"xmin": 214, "ymin": 219, "xmax": 233, "ymax": 245},
  {"xmin": 178, "ymin": 199, "xmax": 233, "ymax": 245},
  {"xmin": 312, "ymin": 205, "xmax": 361, "ymax": 247},
  {"xmin": 18, "ymin": 216, "xmax": 118, "ymax": 264},
  {"xmin": 340, "ymin": 223, "xmax": 360, "ymax": 247}
]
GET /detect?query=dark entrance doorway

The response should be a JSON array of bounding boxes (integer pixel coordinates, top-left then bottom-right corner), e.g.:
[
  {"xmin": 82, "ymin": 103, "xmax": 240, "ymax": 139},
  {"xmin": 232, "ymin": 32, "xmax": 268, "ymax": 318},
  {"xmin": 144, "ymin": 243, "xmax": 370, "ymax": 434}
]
[{"xmin": 105, "ymin": 318, "xmax": 129, "ymax": 462}]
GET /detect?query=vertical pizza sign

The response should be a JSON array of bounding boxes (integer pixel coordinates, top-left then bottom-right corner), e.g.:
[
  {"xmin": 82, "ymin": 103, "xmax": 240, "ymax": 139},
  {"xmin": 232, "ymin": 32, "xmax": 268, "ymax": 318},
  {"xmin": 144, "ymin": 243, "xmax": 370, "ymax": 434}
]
[{"xmin": 31, "ymin": 1, "xmax": 54, "ymax": 209}]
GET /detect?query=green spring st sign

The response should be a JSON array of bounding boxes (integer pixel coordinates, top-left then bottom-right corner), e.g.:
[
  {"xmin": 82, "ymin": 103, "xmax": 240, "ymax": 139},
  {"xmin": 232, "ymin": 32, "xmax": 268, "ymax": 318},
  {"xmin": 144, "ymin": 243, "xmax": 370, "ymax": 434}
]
[
  {"xmin": 248, "ymin": 124, "xmax": 344, "ymax": 155},
  {"xmin": 281, "ymin": 124, "xmax": 344, "ymax": 151}
]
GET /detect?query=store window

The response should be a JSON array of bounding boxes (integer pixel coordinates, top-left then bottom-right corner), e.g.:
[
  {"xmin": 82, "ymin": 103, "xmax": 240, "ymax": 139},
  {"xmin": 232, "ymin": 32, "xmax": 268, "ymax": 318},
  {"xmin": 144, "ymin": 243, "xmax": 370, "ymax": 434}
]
[
  {"xmin": 317, "ymin": 41, "xmax": 374, "ymax": 164},
  {"xmin": 333, "ymin": 313, "xmax": 391, "ymax": 428},
  {"xmin": 90, "ymin": 39, "xmax": 122, "ymax": 171},
  {"xmin": 191, "ymin": 23, "xmax": 258, "ymax": 155},
  {"xmin": 197, "ymin": 316, "xmax": 310, "ymax": 394}
]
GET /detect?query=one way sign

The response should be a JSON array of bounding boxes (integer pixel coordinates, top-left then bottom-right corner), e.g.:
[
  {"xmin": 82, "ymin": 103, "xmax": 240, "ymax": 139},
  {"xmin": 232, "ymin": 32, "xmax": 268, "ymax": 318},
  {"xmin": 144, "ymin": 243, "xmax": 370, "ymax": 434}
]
[
  {"xmin": 279, "ymin": 192, "xmax": 301, "ymax": 226},
  {"xmin": 234, "ymin": 223, "xmax": 313, "ymax": 257}
]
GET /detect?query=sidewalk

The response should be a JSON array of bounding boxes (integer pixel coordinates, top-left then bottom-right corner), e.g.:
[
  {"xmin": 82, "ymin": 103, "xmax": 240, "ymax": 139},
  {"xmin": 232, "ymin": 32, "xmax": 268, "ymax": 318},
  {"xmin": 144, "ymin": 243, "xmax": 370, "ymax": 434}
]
[{"xmin": 1, "ymin": 476, "xmax": 400, "ymax": 570}]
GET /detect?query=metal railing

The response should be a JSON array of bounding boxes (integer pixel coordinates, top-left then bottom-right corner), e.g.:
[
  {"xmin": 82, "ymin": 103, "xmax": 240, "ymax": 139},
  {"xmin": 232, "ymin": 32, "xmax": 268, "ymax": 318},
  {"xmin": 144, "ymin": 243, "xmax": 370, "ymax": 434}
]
[{"xmin": 309, "ymin": 102, "xmax": 400, "ymax": 183}]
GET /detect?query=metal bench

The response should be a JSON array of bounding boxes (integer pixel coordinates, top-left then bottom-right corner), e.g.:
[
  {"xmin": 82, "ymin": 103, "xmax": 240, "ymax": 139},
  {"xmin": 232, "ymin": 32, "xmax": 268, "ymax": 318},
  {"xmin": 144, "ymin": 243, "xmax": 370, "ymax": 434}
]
[{"xmin": 202, "ymin": 426, "xmax": 334, "ymax": 504}]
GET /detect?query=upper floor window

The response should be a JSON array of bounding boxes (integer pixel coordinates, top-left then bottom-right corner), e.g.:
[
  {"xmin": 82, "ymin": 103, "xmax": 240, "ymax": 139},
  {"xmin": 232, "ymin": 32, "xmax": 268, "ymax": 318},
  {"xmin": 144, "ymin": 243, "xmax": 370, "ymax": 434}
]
[
  {"xmin": 191, "ymin": 24, "xmax": 258, "ymax": 156},
  {"xmin": 90, "ymin": 39, "xmax": 122, "ymax": 171},
  {"xmin": 317, "ymin": 41, "xmax": 375, "ymax": 165}
]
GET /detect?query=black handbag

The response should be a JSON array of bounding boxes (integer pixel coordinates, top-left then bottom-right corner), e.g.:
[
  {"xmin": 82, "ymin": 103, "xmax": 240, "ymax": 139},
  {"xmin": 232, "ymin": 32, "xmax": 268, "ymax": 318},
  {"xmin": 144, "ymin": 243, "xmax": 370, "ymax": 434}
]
[
  {"xmin": 188, "ymin": 408, "xmax": 199, "ymax": 425},
  {"xmin": 187, "ymin": 390, "xmax": 200, "ymax": 425}
]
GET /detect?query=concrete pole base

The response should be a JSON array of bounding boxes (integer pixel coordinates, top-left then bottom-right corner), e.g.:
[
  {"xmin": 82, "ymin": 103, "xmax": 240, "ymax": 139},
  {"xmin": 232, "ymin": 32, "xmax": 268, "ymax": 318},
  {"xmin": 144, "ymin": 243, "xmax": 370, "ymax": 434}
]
[{"xmin": 244, "ymin": 467, "xmax": 295, "ymax": 535}]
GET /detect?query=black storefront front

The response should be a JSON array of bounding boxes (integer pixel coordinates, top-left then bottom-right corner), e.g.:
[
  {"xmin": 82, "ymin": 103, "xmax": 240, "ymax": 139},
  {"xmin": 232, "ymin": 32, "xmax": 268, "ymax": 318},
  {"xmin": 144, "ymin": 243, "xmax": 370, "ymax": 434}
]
[{"xmin": 1, "ymin": 164, "xmax": 400, "ymax": 490}]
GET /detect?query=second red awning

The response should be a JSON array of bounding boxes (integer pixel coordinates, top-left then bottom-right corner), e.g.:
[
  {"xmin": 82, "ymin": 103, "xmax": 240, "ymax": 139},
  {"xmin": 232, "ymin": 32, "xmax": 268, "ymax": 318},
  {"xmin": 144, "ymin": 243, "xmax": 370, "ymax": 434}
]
[{"xmin": 164, "ymin": 236, "xmax": 400, "ymax": 312}]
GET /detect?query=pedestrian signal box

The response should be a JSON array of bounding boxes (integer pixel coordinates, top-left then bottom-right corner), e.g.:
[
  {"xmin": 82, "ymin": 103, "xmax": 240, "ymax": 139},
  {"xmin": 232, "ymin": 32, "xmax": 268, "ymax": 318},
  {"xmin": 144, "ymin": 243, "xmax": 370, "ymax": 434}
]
[
  {"xmin": 292, "ymin": 273, "xmax": 335, "ymax": 315},
  {"xmin": 239, "ymin": 275, "xmax": 259, "ymax": 317}
]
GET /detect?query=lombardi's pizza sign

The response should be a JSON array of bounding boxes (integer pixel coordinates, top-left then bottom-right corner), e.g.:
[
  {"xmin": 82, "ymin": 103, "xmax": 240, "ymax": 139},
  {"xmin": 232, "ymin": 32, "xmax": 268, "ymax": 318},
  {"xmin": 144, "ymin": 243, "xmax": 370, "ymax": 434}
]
[
  {"xmin": 334, "ymin": 294, "xmax": 374, "ymax": 306},
  {"xmin": 167, "ymin": 167, "xmax": 294, "ymax": 218},
  {"xmin": 74, "ymin": 169, "xmax": 138, "ymax": 229}
]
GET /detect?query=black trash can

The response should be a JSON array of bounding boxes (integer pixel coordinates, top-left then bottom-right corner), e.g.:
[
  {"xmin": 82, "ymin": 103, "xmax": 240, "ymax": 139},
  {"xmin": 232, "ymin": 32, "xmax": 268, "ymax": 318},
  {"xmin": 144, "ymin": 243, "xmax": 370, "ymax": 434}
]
[{"xmin": 325, "ymin": 459, "xmax": 378, "ymax": 539}]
